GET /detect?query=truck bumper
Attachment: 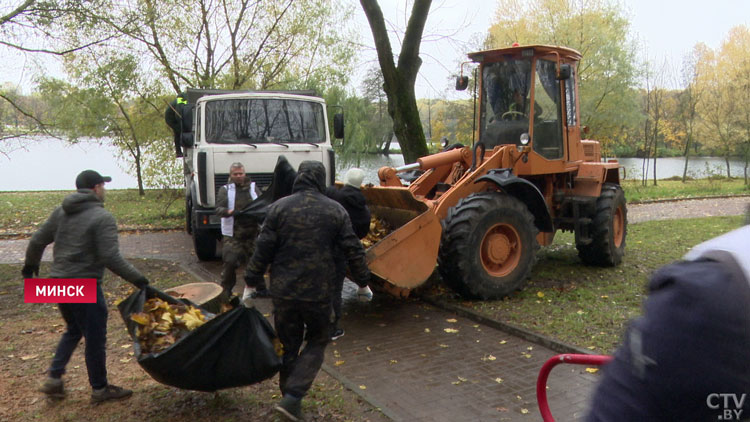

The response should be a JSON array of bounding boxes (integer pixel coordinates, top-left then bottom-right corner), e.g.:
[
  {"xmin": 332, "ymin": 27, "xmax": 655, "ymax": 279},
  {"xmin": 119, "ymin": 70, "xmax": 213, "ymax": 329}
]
[{"xmin": 194, "ymin": 209, "xmax": 221, "ymax": 230}]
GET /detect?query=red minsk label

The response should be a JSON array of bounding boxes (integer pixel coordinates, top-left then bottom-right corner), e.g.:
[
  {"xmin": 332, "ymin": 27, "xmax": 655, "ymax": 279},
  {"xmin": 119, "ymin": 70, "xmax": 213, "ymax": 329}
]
[{"xmin": 24, "ymin": 279, "xmax": 97, "ymax": 303}]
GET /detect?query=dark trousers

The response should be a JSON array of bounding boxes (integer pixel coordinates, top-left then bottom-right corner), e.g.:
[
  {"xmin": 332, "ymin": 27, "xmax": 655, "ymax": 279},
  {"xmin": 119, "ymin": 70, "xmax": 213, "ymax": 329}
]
[
  {"xmin": 48, "ymin": 284, "xmax": 108, "ymax": 389},
  {"xmin": 273, "ymin": 299, "xmax": 332, "ymax": 398},
  {"xmin": 221, "ymin": 235, "xmax": 259, "ymax": 292}
]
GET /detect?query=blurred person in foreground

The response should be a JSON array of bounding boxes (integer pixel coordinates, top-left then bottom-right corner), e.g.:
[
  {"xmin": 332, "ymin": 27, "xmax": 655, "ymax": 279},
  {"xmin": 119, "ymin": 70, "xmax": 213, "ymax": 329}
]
[
  {"xmin": 243, "ymin": 161, "xmax": 372, "ymax": 422},
  {"xmin": 586, "ymin": 223, "xmax": 750, "ymax": 421}
]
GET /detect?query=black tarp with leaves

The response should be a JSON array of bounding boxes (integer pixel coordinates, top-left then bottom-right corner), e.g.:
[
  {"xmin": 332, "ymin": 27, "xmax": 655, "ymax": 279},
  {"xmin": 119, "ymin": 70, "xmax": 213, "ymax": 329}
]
[{"xmin": 118, "ymin": 286, "xmax": 281, "ymax": 392}]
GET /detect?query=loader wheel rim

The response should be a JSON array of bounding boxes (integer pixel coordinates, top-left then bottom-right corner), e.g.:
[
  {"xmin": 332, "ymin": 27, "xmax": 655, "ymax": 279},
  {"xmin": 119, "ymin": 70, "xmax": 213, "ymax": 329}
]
[
  {"xmin": 480, "ymin": 223, "xmax": 521, "ymax": 277},
  {"xmin": 613, "ymin": 206, "xmax": 625, "ymax": 248}
]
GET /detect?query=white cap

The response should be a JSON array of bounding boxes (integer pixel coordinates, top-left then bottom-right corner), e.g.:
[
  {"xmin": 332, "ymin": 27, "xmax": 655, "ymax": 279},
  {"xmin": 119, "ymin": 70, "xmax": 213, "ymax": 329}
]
[{"xmin": 344, "ymin": 168, "xmax": 364, "ymax": 188}]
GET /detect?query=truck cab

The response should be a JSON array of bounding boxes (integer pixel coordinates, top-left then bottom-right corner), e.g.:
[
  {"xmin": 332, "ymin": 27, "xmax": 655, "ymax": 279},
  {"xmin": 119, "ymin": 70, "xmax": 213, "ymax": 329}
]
[{"xmin": 175, "ymin": 89, "xmax": 341, "ymax": 260}]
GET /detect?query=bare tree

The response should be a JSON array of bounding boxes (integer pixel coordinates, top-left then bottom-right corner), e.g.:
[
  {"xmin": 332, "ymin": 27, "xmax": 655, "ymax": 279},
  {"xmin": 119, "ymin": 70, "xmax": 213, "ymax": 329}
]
[{"xmin": 360, "ymin": 0, "xmax": 431, "ymax": 164}]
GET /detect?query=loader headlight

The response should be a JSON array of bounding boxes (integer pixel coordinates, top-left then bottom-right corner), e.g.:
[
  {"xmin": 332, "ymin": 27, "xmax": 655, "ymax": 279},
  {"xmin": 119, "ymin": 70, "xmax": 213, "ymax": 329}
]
[{"xmin": 519, "ymin": 133, "xmax": 530, "ymax": 146}]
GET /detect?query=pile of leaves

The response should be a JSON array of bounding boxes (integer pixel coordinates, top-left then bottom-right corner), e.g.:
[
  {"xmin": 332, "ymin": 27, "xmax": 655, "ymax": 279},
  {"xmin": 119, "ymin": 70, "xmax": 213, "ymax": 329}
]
[
  {"xmin": 361, "ymin": 217, "xmax": 393, "ymax": 248},
  {"xmin": 130, "ymin": 298, "xmax": 219, "ymax": 354}
]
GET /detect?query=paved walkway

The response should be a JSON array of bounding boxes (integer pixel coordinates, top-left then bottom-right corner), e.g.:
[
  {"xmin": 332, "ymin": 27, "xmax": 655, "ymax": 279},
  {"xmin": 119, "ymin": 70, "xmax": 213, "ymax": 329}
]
[{"xmin": 2, "ymin": 197, "xmax": 747, "ymax": 421}]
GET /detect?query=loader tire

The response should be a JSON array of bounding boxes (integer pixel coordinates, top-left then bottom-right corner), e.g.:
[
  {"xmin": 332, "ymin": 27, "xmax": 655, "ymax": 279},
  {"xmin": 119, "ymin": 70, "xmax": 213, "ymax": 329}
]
[
  {"xmin": 577, "ymin": 184, "xmax": 627, "ymax": 266},
  {"xmin": 438, "ymin": 192, "xmax": 539, "ymax": 299}
]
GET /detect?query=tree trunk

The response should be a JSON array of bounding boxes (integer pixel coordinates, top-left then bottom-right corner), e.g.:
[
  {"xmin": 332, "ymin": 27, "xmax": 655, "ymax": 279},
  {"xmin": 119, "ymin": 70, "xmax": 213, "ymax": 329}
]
[
  {"xmin": 682, "ymin": 133, "xmax": 691, "ymax": 183},
  {"xmin": 725, "ymin": 155, "xmax": 731, "ymax": 178},
  {"xmin": 360, "ymin": 0, "xmax": 431, "ymax": 164}
]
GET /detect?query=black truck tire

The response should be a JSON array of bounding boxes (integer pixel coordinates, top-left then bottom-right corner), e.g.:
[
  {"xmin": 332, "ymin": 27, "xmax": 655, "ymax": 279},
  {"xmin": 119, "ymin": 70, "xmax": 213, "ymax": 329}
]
[
  {"xmin": 438, "ymin": 192, "xmax": 539, "ymax": 299},
  {"xmin": 577, "ymin": 183, "xmax": 627, "ymax": 266},
  {"xmin": 191, "ymin": 209, "xmax": 217, "ymax": 261}
]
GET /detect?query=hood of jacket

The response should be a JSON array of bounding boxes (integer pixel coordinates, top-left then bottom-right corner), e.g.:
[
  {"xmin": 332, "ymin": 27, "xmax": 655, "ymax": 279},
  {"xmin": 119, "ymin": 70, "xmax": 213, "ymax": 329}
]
[
  {"xmin": 61, "ymin": 189, "xmax": 104, "ymax": 215},
  {"xmin": 292, "ymin": 161, "xmax": 326, "ymax": 194}
]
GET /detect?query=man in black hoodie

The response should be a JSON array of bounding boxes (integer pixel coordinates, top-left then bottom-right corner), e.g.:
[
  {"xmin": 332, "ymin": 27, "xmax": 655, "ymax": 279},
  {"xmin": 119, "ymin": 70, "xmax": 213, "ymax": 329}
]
[
  {"xmin": 325, "ymin": 168, "xmax": 372, "ymax": 340},
  {"xmin": 244, "ymin": 161, "xmax": 372, "ymax": 422},
  {"xmin": 23, "ymin": 170, "xmax": 149, "ymax": 403}
]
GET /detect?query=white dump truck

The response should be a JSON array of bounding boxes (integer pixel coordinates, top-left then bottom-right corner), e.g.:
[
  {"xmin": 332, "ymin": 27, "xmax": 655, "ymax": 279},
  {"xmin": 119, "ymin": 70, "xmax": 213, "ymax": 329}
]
[{"xmin": 166, "ymin": 88, "xmax": 342, "ymax": 260}]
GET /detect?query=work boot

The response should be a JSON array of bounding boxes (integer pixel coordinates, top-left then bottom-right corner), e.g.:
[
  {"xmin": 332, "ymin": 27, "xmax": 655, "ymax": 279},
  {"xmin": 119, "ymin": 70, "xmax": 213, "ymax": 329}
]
[
  {"xmin": 275, "ymin": 394, "xmax": 304, "ymax": 421},
  {"xmin": 91, "ymin": 384, "xmax": 133, "ymax": 404},
  {"xmin": 39, "ymin": 377, "xmax": 65, "ymax": 400}
]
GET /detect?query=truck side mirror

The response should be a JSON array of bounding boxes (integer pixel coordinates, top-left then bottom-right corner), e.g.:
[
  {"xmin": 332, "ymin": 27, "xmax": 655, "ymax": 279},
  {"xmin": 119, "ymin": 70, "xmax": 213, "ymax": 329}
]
[
  {"xmin": 181, "ymin": 132, "xmax": 194, "ymax": 147},
  {"xmin": 333, "ymin": 113, "xmax": 344, "ymax": 140},
  {"xmin": 557, "ymin": 64, "xmax": 571, "ymax": 80},
  {"xmin": 455, "ymin": 75, "xmax": 469, "ymax": 91}
]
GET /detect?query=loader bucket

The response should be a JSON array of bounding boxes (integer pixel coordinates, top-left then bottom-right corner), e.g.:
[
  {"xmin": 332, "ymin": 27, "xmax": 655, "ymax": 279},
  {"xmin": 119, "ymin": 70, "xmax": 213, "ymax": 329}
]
[{"xmin": 362, "ymin": 186, "xmax": 442, "ymax": 290}]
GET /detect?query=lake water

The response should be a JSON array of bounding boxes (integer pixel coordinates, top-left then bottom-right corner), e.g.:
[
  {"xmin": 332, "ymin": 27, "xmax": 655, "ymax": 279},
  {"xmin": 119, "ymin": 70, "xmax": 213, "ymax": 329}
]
[{"xmin": 0, "ymin": 137, "xmax": 744, "ymax": 191}]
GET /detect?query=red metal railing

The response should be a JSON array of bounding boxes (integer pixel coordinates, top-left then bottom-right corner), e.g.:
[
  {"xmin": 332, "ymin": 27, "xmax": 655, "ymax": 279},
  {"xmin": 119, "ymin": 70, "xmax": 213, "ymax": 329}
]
[{"xmin": 536, "ymin": 354, "xmax": 613, "ymax": 422}]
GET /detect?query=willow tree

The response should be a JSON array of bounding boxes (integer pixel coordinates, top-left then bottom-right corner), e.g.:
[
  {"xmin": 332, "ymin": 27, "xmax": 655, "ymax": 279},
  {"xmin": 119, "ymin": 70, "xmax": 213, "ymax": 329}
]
[{"xmin": 360, "ymin": 0, "xmax": 431, "ymax": 164}]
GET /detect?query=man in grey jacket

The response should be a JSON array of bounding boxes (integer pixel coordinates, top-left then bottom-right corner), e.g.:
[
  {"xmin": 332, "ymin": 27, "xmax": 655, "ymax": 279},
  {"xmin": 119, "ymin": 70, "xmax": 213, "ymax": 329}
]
[{"xmin": 23, "ymin": 170, "xmax": 149, "ymax": 403}]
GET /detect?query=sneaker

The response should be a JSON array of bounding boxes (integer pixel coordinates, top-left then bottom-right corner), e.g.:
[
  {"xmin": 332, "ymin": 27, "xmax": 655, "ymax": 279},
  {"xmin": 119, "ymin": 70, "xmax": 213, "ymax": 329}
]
[
  {"xmin": 39, "ymin": 377, "xmax": 65, "ymax": 400},
  {"xmin": 91, "ymin": 384, "xmax": 133, "ymax": 404},
  {"xmin": 331, "ymin": 328, "xmax": 345, "ymax": 341},
  {"xmin": 275, "ymin": 394, "xmax": 304, "ymax": 421}
]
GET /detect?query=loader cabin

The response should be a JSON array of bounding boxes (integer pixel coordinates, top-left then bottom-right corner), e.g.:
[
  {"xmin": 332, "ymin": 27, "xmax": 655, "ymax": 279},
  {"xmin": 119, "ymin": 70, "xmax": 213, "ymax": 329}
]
[{"xmin": 459, "ymin": 45, "xmax": 589, "ymax": 170}]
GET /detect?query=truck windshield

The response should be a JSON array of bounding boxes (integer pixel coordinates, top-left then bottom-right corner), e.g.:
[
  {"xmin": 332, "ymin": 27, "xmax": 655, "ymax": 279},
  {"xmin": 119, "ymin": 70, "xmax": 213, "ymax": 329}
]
[
  {"xmin": 479, "ymin": 57, "xmax": 533, "ymax": 148},
  {"xmin": 204, "ymin": 99, "xmax": 326, "ymax": 144}
]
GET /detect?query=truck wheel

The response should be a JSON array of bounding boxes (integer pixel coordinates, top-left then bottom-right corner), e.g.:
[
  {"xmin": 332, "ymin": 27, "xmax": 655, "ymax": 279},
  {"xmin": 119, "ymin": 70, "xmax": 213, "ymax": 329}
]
[
  {"xmin": 438, "ymin": 192, "xmax": 539, "ymax": 299},
  {"xmin": 191, "ymin": 211, "xmax": 217, "ymax": 261},
  {"xmin": 577, "ymin": 184, "xmax": 627, "ymax": 266}
]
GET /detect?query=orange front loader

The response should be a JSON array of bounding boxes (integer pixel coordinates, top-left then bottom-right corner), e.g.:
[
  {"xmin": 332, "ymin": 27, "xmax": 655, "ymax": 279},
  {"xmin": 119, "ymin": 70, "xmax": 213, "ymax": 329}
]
[{"xmin": 363, "ymin": 45, "xmax": 627, "ymax": 299}]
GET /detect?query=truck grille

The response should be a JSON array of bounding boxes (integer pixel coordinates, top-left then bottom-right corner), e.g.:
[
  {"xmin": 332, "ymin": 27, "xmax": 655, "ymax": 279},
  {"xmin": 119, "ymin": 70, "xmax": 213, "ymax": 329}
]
[{"xmin": 214, "ymin": 173, "xmax": 275, "ymax": 196}]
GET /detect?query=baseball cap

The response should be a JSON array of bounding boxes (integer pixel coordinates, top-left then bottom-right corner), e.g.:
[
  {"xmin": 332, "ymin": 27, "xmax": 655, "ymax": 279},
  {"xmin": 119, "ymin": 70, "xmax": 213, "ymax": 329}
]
[{"xmin": 75, "ymin": 170, "xmax": 112, "ymax": 189}]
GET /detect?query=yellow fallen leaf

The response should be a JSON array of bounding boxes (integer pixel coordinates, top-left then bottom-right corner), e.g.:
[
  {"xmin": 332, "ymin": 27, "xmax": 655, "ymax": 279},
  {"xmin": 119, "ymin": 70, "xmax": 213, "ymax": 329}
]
[
  {"xmin": 521, "ymin": 408, "xmax": 529, "ymax": 414},
  {"xmin": 130, "ymin": 312, "xmax": 151, "ymax": 325},
  {"xmin": 481, "ymin": 354, "xmax": 497, "ymax": 362},
  {"xmin": 576, "ymin": 310, "xmax": 584, "ymax": 315},
  {"xmin": 527, "ymin": 346, "xmax": 533, "ymax": 351},
  {"xmin": 499, "ymin": 340, "xmax": 507, "ymax": 345},
  {"xmin": 585, "ymin": 367, "xmax": 599, "ymax": 373},
  {"xmin": 119, "ymin": 358, "xmax": 131, "ymax": 363},
  {"xmin": 359, "ymin": 385, "xmax": 367, "ymax": 390},
  {"xmin": 444, "ymin": 328, "xmax": 459, "ymax": 334},
  {"xmin": 587, "ymin": 346, "xmax": 596, "ymax": 350},
  {"xmin": 333, "ymin": 350, "xmax": 341, "ymax": 358},
  {"xmin": 472, "ymin": 324, "xmax": 479, "ymax": 328},
  {"xmin": 439, "ymin": 344, "xmax": 449, "ymax": 348},
  {"xmin": 121, "ymin": 344, "xmax": 131, "ymax": 349},
  {"xmin": 424, "ymin": 328, "xmax": 431, "ymax": 333},
  {"xmin": 446, "ymin": 318, "xmax": 457, "ymax": 323},
  {"xmin": 334, "ymin": 360, "xmax": 345, "ymax": 366},
  {"xmin": 522, "ymin": 353, "xmax": 532, "ymax": 359},
  {"xmin": 495, "ymin": 378, "xmax": 503, "ymax": 383},
  {"xmin": 537, "ymin": 291, "xmax": 545, "ymax": 298},
  {"xmin": 20, "ymin": 354, "xmax": 38, "ymax": 361},
  {"xmin": 389, "ymin": 360, "xmax": 398, "ymax": 364},
  {"xmin": 366, "ymin": 346, "xmax": 371, "ymax": 352}
]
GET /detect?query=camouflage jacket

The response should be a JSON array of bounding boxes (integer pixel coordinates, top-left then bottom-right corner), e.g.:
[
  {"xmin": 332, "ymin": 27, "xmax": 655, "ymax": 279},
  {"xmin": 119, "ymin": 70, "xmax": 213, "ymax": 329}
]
[
  {"xmin": 246, "ymin": 161, "xmax": 370, "ymax": 302},
  {"xmin": 215, "ymin": 176, "xmax": 263, "ymax": 238}
]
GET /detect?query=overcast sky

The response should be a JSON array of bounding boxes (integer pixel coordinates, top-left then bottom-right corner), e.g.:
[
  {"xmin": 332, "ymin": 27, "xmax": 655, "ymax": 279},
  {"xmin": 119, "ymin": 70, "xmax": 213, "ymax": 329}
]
[
  {"xmin": 351, "ymin": 0, "xmax": 750, "ymax": 97},
  {"xmin": 1, "ymin": 0, "xmax": 749, "ymax": 96}
]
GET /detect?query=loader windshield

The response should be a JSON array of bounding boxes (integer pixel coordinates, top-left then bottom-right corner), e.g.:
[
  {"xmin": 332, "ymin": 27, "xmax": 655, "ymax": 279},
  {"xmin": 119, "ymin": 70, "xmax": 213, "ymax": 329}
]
[
  {"xmin": 203, "ymin": 99, "xmax": 326, "ymax": 144},
  {"xmin": 480, "ymin": 58, "xmax": 533, "ymax": 148}
]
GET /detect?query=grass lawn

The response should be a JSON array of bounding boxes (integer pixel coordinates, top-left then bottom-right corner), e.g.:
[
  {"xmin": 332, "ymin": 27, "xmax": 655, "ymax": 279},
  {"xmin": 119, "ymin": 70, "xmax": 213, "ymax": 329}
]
[{"xmin": 622, "ymin": 177, "xmax": 749, "ymax": 202}]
